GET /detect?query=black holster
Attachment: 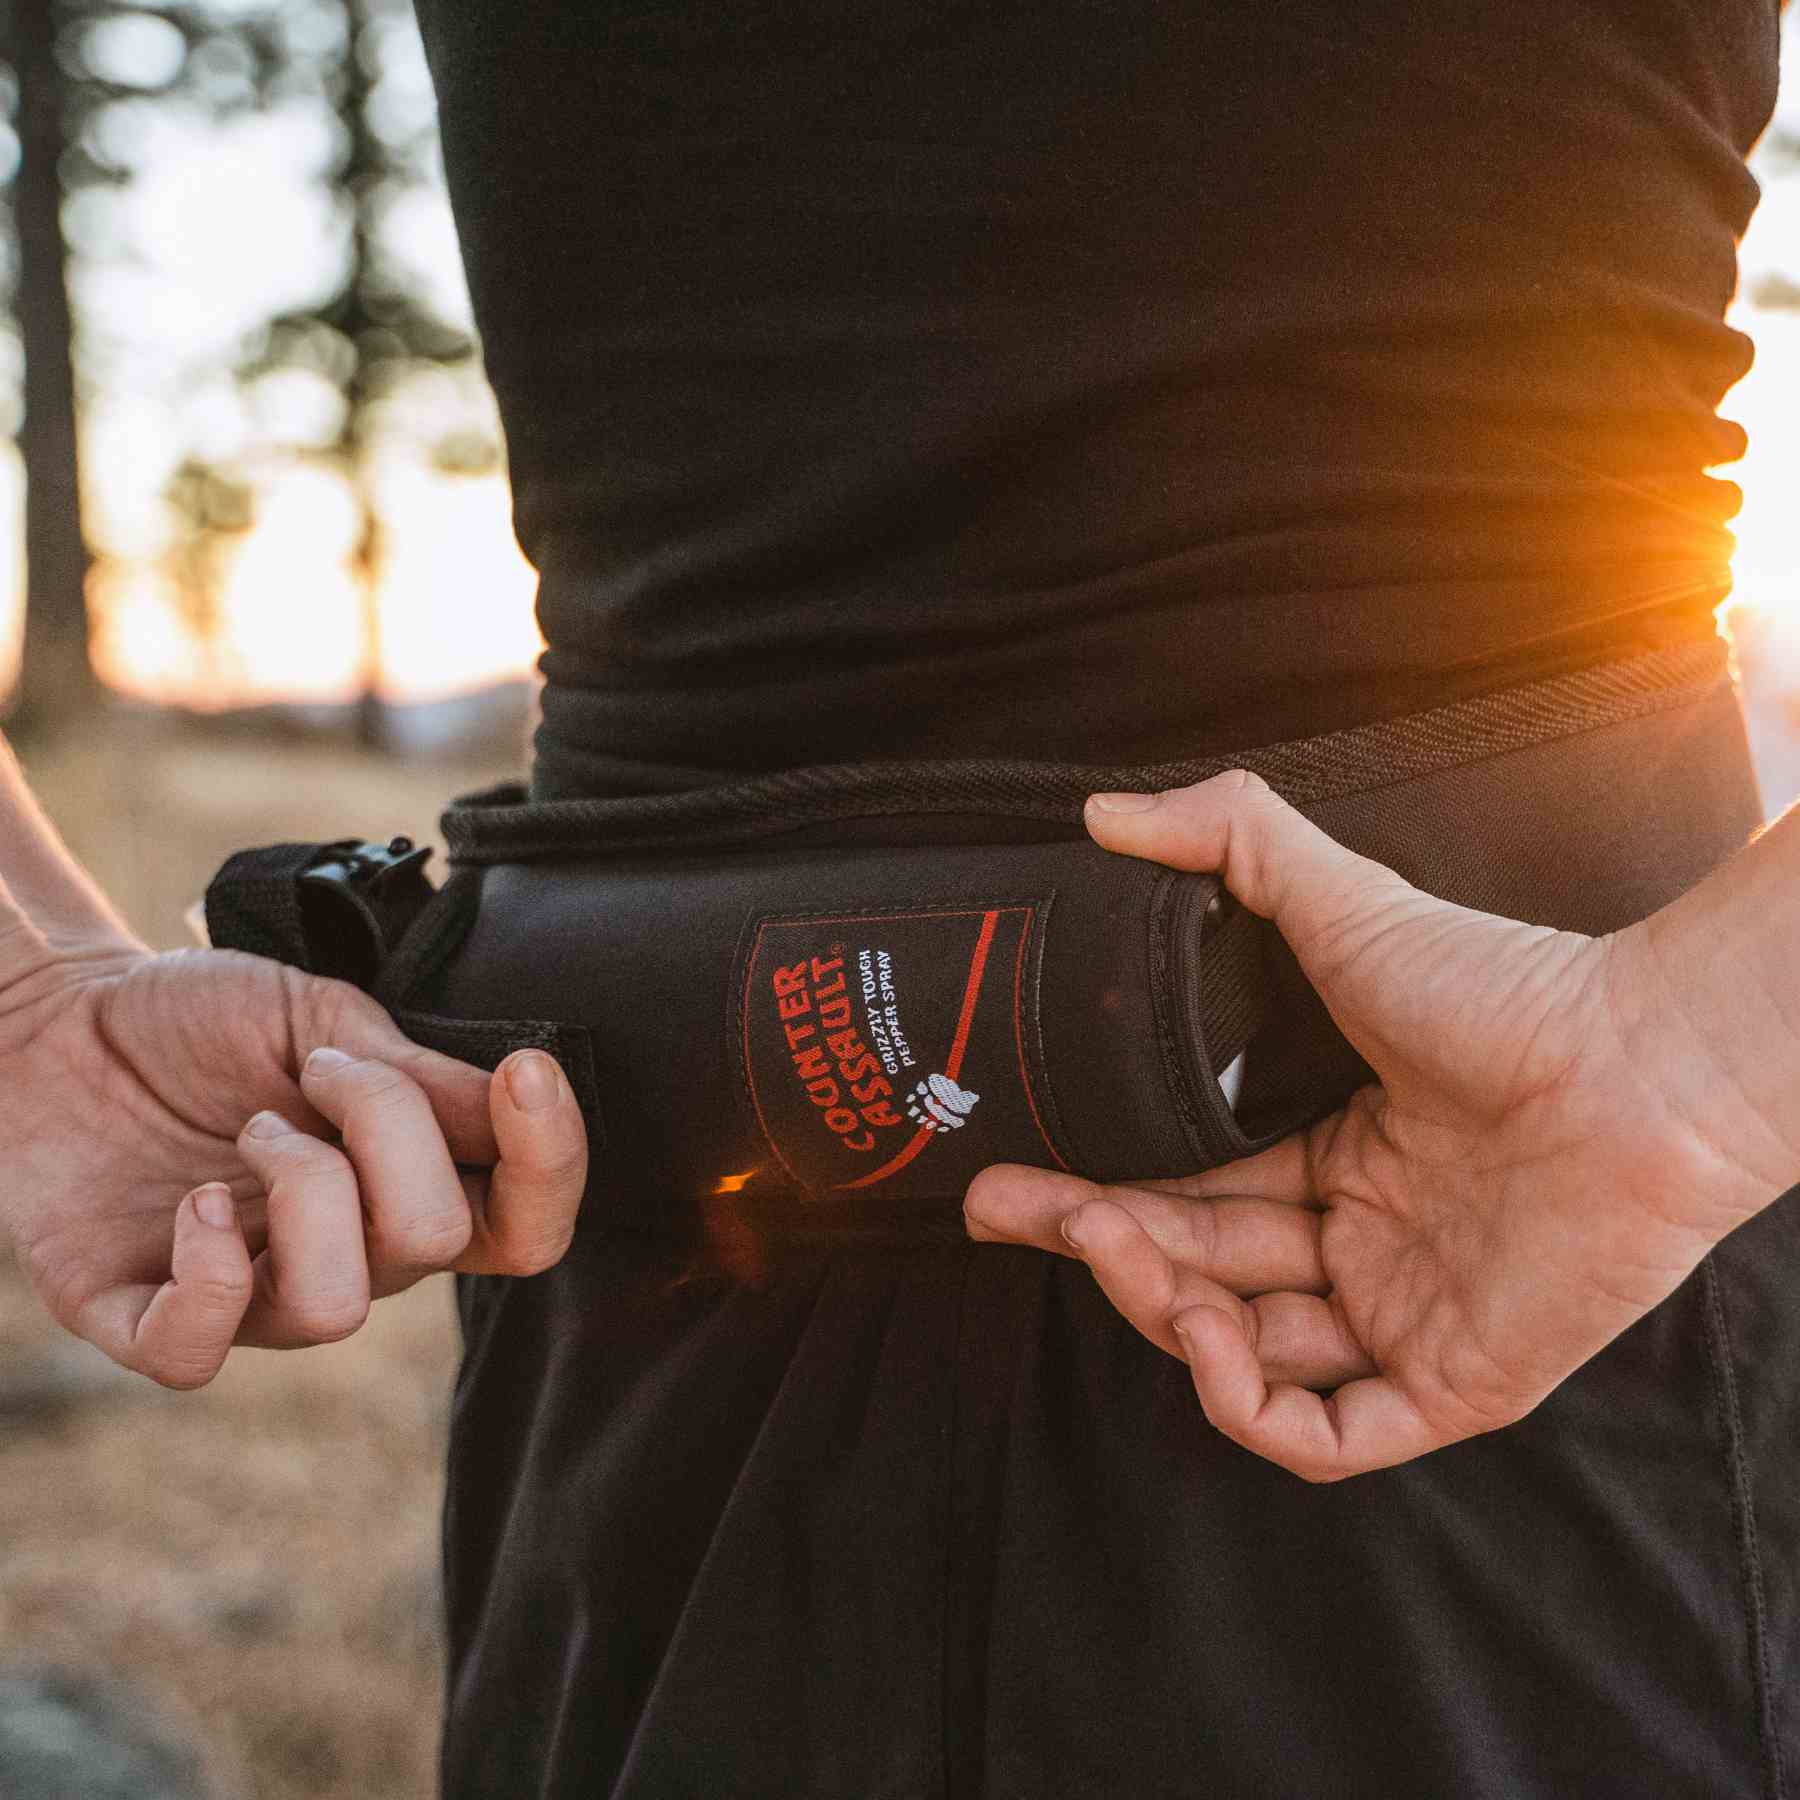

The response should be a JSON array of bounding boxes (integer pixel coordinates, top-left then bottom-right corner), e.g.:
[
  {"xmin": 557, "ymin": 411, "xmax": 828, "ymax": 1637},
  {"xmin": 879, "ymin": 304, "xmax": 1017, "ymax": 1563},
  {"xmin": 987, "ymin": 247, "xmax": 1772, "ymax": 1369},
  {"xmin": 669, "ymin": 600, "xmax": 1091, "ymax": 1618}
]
[{"xmin": 205, "ymin": 636, "xmax": 1761, "ymax": 1247}]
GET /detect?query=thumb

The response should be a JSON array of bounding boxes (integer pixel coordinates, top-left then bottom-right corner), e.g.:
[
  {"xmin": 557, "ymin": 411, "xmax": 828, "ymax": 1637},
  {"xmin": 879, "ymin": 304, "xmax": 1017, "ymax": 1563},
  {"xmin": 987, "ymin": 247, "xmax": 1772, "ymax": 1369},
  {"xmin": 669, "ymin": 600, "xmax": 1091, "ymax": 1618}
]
[
  {"xmin": 457, "ymin": 1048, "xmax": 588, "ymax": 1275},
  {"xmin": 1084, "ymin": 770, "xmax": 1427, "ymax": 988}
]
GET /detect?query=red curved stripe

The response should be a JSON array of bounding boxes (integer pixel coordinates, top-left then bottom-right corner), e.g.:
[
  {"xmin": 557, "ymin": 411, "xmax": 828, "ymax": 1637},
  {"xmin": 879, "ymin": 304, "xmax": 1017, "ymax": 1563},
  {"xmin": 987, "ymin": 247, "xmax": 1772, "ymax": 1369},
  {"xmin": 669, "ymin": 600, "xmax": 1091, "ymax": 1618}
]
[{"xmin": 835, "ymin": 908, "xmax": 999, "ymax": 1190}]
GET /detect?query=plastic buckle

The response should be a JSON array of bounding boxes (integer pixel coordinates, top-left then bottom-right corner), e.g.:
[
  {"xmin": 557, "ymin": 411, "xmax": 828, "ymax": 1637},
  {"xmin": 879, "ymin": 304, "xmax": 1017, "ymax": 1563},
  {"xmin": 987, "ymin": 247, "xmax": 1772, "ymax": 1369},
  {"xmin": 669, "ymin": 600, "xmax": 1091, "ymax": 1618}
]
[
  {"xmin": 297, "ymin": 836, "xmax": 437, "ymax": 989},
  {"xmin": 304, "ymin": 835, "xmax": 433, "ymax": 892}
]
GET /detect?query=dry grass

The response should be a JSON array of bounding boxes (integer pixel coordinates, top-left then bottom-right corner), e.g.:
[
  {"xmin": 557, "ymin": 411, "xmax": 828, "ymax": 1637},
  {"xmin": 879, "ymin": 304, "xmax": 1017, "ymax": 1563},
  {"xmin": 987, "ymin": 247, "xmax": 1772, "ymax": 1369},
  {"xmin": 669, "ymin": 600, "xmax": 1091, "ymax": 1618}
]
[{"xmin": 2, "ymin": 702, "xmax": 525, "ymax": 1800}]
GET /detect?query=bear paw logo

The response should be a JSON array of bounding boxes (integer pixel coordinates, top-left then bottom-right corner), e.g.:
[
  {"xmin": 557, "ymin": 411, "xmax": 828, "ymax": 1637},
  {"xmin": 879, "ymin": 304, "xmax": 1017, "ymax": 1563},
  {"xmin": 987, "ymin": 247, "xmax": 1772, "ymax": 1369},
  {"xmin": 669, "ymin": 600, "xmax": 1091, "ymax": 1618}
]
[{"xmin": 906, "ymin": 1072, "xmax": 981, "ymax": 1133}]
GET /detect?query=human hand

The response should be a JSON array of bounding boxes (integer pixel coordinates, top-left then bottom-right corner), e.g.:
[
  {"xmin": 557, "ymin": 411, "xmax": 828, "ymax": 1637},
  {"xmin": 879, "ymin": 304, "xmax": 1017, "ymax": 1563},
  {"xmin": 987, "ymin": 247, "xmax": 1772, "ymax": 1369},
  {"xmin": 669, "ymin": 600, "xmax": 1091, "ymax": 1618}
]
[
  {"xmin": 0, "ymin": 879, "xmax": 588, "ymax": 1390},
  {"xmin": 964, "ymin": 771, "xmax": 1765, "ymax": 1481}
]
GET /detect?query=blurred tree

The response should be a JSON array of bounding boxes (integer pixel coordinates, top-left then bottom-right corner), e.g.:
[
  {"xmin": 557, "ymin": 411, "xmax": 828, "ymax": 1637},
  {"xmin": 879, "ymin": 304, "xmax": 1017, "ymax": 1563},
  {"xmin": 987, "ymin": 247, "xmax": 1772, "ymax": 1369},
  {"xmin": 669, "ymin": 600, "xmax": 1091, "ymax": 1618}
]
[
  {"xmin": 169, "ymin": 0, "xmax": 498, "ymax": 740},
  {"xmin": 6, "ymin": 0, "xmax": 500, "ymax": 736},
  {"xmin": 160, "ymin": 449, "xmax": 251, "ymax": 688},
  {"xmin": 9, "ymin": 0, "xmax": 97, "ymax": 737},
  {"xmin": 1751, "ymin": 272, "xmax": 1800, "ymax": 311},
  {"xmin": 330, "ymin": 0, "xmax": 489, "ymax": 741},
  {"xmin": 1751, "ymin": 133, "xmax": 1800, "ymax": 312}
]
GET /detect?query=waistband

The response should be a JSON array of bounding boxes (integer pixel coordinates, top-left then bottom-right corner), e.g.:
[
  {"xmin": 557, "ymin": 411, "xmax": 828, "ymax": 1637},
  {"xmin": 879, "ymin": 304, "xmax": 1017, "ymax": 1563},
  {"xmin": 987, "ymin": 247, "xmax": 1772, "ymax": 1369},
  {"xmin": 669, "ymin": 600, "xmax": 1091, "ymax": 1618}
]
[{"xmin": 440, "ymin": 636, "xmax": 1735, "ymax": 864}]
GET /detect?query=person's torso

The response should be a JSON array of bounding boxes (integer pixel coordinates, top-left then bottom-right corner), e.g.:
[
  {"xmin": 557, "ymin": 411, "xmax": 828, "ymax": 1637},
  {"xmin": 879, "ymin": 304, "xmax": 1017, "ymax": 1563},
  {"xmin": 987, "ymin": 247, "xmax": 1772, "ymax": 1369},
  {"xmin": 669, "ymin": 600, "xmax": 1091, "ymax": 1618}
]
[{"xmin": 414, "ymin": 0, "xmax": 1780, "ymax": 800}]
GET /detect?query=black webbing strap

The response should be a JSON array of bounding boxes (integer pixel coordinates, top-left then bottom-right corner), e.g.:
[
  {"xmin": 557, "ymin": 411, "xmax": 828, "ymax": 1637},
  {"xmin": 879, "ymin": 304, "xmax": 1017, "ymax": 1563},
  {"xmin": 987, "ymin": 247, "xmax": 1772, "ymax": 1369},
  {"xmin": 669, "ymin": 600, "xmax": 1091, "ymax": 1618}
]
[
  {"xmin": 204, "ymin": 840, "xmax": 604, "ymax": 1140},
  {"xmin": 390, "ymin": 1008, "xmax": 605, "ymax": 1150},
  {"xmin": 203, "ymin": 844, "xmax": 325, "ymax": 970},
  {"xmin": 205, "ymin": 836, "xmax": 440, "ymax": 987},
  {"xmin": 198, "ymin": 631, "xmax": 1731, "ymax": 1207},
  {"xmin": 438, "ymin": 637, "xmax": 1728, "ymax": 864}
]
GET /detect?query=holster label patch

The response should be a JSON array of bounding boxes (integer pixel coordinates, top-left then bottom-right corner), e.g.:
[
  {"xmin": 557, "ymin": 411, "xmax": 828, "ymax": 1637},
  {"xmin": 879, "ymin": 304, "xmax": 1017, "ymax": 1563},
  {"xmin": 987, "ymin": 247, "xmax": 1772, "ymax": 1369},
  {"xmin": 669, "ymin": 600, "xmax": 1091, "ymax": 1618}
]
[{"xmin": 739, "ymin": 902, "xmax": 1066, "ymax": 1196}]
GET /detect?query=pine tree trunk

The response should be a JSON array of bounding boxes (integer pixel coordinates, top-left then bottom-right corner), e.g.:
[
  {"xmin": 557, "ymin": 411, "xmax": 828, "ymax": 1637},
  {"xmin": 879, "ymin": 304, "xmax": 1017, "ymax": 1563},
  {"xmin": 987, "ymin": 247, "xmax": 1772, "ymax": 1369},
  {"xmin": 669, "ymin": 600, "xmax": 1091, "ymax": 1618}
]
[
  {"xmin": 343, "ymin": 0, "xmax": 385, "ymax": 749},
  {"xmin": 8, "ymin": 0, "xmax": 97, "ymax": 738}
]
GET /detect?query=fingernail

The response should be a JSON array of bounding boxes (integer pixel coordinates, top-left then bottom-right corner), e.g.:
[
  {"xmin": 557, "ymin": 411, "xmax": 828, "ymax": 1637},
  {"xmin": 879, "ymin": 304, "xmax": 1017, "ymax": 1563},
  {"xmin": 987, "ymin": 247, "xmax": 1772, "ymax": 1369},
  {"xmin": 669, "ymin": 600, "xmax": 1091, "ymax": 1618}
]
[
  {"xmin": 245, "ymin": 1111, "xmax": 295, "ymax": 1140},
  {"xmin": 193, "ymin": 1184, "xmax": 235, "ymax": 1231},
  {"xmin": 1087, "ymin": 792, "xmax": 1157, "ymax": 814},
  {"xmin": 1172, "ymin": 1307, "xmax": 1224, "ymax": 1348},
  {"xmin": 304, "ymin": 1047, "xmax": 352, "ymax": 1077},
  {"xmin": 1060, "ymin": 1210, "xmax": 1088, "ymax": 1251},
  {"xmin": 507, "ymin": 1051, "xmax": 562, "ymax": 1114}
]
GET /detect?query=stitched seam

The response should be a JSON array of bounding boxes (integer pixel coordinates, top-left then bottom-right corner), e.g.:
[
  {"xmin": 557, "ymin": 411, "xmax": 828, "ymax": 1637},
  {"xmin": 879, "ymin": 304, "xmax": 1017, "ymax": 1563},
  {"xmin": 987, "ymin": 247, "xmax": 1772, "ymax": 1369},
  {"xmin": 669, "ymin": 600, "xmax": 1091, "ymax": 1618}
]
[
  {"xmin": 737, "ymin": 893, "xmax": 1048, "ymax": 925},
  {"xmin": 392, "ymin": 1010, "xmax": 603, "ymax": 1145},
  {"xmin": 1008, "ymin": 902, "xmax": 1069, "ymax": 1171},
  {"xmin": 1701, "ymin": 1255, "xmax": 1786, "ymax": 1800},
  {"xmin": 1148, "ymin": 869, "xmax": 1252, "ymax": 1167},
  {"xmin": 373, "ymin": 866, "xmax": 484, "ymax": 1012},
  {"xmin": 732, "ymin": 918, "xmax": 807, "ymax": 1188},
  {"xmin": 1020, "ymin": 888, "xmax": 1078, "ymax": 1168},
  {"xmin": 1146, "ymin": 869, "xmax": 1208, "ymax": 1166}
]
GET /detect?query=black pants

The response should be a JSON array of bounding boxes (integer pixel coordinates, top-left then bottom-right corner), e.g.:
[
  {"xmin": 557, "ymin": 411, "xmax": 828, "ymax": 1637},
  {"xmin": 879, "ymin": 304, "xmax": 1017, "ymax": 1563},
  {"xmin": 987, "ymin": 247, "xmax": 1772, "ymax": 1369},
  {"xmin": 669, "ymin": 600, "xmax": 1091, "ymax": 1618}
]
[
  {"xmin": 425, "ymin": 657, "xmax": 1794, "ymax": 1798},
  {"xmin": 437, "ymin": 1181, "xmax": 1800, "ymax": 1799}
]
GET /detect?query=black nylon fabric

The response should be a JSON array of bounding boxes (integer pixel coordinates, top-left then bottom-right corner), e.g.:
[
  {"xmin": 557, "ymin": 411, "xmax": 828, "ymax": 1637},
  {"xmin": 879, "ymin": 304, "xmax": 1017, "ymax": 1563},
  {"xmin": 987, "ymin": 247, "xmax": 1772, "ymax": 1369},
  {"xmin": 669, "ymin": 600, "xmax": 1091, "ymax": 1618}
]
[
  {"xmin": 202, "ymin": 852, "xmax": 606, "ymax": 1130},
  {"xmin": 388, "ymin": 0, "xmax": 1798, "ymax": 1788},
  {"xmin": 444, "ymin": 1214, "xmax": 1800, "ymax": 1799},
  {"xmin": 203, "ymin": 844, "xmax": 326, "ymax": 972},
  {"xmin": 439, "ymin": 637, "xmax": 1727, "ymax": 863},
  {"xmin": 411, "ymin": 0, "xmax": 1777, "ymax": 800},
  {"xmin": 430, "ymin": 660, "xmax": 1800, "ymax": 1798},
  {"xmin": 395, "ymin": 641, "xmax": 1749, "ymax": 1235},
  {"xmin": 390, "ymin": 1009, "xmax": 605, "ymax": 1151},
  {"xmin": 407, "ymin": 839, "xmax": 1275, "ymax": 1233},
  {"xmin": 206, "ymin": 838, "xmax": 445, "ymax": 989}
]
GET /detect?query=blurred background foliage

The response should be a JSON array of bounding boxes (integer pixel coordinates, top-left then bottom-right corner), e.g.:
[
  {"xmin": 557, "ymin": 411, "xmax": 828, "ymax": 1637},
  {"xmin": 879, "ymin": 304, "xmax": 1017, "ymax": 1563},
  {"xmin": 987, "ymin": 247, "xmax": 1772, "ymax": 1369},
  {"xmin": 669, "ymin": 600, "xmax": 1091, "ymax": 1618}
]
[
  {"xmin": 0, "ymin": 6, "xmax": 524, "ymax": 1797},
  {"xmin": 1, "ymin": 0, "xmax": 534, "ymax": 751}
]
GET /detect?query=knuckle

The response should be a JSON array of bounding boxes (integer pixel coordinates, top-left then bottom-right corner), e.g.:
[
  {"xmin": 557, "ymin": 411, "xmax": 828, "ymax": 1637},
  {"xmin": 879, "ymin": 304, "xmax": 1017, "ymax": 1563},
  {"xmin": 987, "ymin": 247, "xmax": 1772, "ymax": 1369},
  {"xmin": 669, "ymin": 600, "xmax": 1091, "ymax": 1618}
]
[
  {"xmin": 183, "ymin": 1271, "xmax": 252, "ymax": 1316},
  {"xmin": 291, "ymin": 1292, "xmax": 370, "ymax": 1344},
  {"xmin": 1238, "ymin": 1300, "xmax": 1262, "ymax": 1355},
  {"xmin": 19, "ymin": 1236, "xmax": 84, "ymax": 1321},
  {"xmin": 497, "ymin": 1229, "xmax": 576, "ymax": 1277},
  {"xmin": 288, "ymin": 966, "xmax": 384, "ymax": 1043},
  {"xmin": 145, "ymin": 1360, "xmax": 218, "ymax": 1393},
  {"xmin": 529, "ymin": 1144, "xmax": 590, "ymax": 1191},
  {"xmin": 390, "ymin": 1206, "xmax": 473, "ymax": 1269},
  {"xmin": 285, "ymin": 1140, "xmax": 354, "ymax": 1184},
  {"xmin": 337, "ymin": 1062, "xmax": 420, "ymax": 1123},
  {"xmin": 1244, "ymin": 788, "xmax": 1295, "ymax": 836},
  {"xmin": 1232, "ymin": 825, "xmax": 1280, "ymax": 906},
  {"xmin": 1180, "ymin": 1202, "xmax": 1220, "ymax": 1268},
  {"xmin": 249, "ymin": 1130, "xmax": 348, "ymax": 1180},
  {"xmin": 961, "ymin": 1167, "xmax": 1013, "ymax": 1232}
]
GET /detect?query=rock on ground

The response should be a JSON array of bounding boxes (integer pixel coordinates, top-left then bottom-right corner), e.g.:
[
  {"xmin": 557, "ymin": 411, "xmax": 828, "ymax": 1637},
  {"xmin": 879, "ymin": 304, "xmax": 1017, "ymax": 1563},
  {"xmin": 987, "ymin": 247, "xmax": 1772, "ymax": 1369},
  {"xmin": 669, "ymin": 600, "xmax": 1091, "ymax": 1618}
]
[{"xmin": 0, "ymin": 1665, "xmax": 224, "ymax": 1800}]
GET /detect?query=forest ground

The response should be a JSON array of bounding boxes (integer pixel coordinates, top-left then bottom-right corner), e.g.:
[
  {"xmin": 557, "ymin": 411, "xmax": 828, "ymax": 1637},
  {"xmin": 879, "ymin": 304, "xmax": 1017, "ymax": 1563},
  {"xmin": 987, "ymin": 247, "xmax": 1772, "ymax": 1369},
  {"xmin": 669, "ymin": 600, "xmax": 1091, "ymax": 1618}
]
[{"xmin": 3, "ymin": 705, "xmax": 518, "ymax": 1800}]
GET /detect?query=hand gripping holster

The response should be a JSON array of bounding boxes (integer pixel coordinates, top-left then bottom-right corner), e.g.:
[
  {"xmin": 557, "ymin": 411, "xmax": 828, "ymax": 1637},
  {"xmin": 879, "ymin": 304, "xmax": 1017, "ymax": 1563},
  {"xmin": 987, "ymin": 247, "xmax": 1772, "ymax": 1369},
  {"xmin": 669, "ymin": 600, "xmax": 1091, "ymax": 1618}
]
[{"xmin": 204, "ymin": 636, "xmax": 1762, "ymax": 1248}]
